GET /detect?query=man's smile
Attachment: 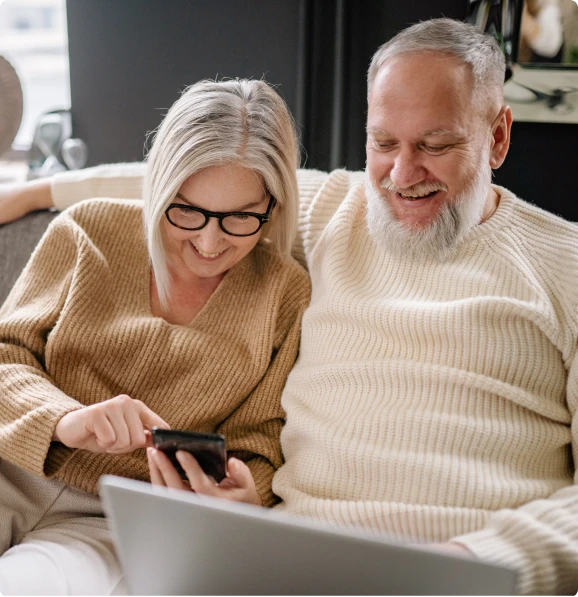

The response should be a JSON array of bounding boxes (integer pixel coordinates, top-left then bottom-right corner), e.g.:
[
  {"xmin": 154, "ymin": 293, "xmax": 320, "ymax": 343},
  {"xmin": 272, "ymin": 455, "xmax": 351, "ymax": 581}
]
[{"xmin": 396, "ymin": 190, "xmax": 440, "ymax": 201}]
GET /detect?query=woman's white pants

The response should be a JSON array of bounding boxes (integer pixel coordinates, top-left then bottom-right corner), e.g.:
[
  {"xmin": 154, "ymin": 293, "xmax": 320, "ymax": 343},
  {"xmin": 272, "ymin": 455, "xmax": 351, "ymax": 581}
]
[{"xmin": 0, "ymin": 459, "xmax": 126, "ymax": 595}]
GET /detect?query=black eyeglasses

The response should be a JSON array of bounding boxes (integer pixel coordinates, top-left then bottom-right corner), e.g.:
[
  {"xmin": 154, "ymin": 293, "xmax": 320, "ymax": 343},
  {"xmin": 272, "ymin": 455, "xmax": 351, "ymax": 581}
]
[{"xmin": 165, "ymin": 195, "xmax": 275, "ymax": 237}]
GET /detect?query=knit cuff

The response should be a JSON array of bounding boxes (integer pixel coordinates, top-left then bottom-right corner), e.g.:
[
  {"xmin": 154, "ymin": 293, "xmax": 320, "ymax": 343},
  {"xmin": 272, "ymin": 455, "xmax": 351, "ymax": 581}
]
[
  {"xmin": 44, "ymin": 442, "xmax": 76, "ymax": 477},
  {"xmin": 246, "ymin": 456, "xmax": 278, "ymax": 508},
  {"xmin": 451, "ymin": 525, "xmax": 532, "ymax": 595}
]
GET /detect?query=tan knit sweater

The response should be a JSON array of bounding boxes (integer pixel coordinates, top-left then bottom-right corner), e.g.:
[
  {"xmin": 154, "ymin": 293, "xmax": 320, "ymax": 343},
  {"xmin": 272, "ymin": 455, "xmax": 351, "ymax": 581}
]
[
  {"xmin": 0, "ymin": 198, "xmax": 311, "ymax": 506},
  {"xmin": 49, "ymin": 165, "xmax": 578, "ymax": 595}
]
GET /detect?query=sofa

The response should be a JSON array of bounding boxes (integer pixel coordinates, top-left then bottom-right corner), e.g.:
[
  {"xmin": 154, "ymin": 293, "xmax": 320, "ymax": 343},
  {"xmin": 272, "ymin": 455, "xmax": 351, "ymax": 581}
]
[{"xmin": 0, "ymin": 210, "xmax": 58, "ymax": 305}]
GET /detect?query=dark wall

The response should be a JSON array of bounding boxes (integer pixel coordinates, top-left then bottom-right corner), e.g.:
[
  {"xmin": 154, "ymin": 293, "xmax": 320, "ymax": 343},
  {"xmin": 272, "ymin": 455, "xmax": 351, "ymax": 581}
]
[
  {"xmin": 66, "ymin": 0, "xmax": 305, "ymax": 164},
  {"xmin": 66, "ymin": 0, "xmax": 578, "ymax": 222},
  {"xmin": 493, "ymin": 122, "xmax": 578, "ymax": 221}
]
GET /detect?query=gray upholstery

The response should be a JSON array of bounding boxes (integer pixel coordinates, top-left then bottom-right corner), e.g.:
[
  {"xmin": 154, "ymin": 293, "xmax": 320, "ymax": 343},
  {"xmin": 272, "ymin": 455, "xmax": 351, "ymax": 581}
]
[{"xmin": 0, "ymin": 210, "xmax": 58, "ymax": 305}]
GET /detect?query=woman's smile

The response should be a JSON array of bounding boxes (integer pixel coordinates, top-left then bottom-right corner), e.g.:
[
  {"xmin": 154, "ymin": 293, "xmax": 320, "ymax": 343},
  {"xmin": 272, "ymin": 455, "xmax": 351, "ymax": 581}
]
[{"xmin": 189, "ymin": 240, "xmax": 229, "ymax": 261}]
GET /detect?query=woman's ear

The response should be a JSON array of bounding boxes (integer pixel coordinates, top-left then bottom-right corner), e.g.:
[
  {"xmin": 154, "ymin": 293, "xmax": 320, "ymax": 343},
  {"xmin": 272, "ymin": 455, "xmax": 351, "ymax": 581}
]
[{"xmin": 489, "ymin": 105, "xmax": 513, "ymax": 170}]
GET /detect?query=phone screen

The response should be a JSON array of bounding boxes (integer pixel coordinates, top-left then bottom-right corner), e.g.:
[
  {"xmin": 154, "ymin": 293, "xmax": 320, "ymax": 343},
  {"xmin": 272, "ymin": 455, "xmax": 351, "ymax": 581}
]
[{"xmin": 151, "ymin": 428, "xmax": 227, "ymax": 483}]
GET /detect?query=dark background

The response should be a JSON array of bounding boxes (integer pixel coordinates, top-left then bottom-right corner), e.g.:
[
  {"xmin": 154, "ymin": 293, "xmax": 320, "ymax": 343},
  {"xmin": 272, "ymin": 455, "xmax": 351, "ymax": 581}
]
[{"xmin": 66, "ymin": 0, "xmax": 577, "ymax": 221}]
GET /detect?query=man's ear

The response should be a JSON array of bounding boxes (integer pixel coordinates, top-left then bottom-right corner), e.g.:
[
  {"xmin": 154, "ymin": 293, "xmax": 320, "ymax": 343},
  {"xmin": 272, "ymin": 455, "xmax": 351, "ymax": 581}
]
[{"xmin": 489, "ymin": 105, "xmax": 513, "ymax": 169}]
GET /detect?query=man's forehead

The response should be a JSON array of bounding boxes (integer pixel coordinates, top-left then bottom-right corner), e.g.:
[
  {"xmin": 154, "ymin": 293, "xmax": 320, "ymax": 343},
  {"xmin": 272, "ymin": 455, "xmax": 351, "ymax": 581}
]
[
  {"xmin": 369, "ymin": 53, "xmax": 474, "ymax": 106},
  {"xmin": 367, "ymin": 54, "xmax": 477, "ymax": 137},
  {"xmin": 366, "ymin": 109, "xmax": 473, "ymax": 139},
  {"xmin": 374, "ymin": 51, "xmax": 472, "ymax": 83}
]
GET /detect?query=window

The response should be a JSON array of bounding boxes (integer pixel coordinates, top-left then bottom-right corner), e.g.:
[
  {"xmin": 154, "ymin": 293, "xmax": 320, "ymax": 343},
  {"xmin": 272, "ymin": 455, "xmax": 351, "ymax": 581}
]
[{"xmin": 0, "ymin": 0, "xmax": 70, "ymax": 149}]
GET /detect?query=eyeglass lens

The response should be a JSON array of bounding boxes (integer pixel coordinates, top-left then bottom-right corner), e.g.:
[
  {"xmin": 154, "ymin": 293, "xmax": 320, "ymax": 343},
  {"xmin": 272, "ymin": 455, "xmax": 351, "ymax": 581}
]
[{"xmin": 168, "ymin": 206, "xmax": 263, "ymax": 235}]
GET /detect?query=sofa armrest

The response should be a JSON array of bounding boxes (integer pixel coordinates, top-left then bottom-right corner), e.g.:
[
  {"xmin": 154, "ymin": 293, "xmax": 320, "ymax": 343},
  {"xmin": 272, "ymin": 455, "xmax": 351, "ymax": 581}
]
[{"xmin": 0, "ymin": 210, "xmax": 58, "ymax": 306}]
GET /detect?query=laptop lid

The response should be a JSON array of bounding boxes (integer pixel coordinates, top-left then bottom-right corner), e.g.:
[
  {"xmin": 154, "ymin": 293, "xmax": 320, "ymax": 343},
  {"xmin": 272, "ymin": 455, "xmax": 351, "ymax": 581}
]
[{"xmin": 100, "ymin": 475, "xmax": 517, "ymax": 596}]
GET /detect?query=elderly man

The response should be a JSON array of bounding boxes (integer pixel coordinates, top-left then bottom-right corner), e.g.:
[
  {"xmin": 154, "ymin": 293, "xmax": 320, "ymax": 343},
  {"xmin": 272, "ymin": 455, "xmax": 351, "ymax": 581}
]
[{"xmin": 1, "ymin": 18, "xmax": 577, "ymax": 596}]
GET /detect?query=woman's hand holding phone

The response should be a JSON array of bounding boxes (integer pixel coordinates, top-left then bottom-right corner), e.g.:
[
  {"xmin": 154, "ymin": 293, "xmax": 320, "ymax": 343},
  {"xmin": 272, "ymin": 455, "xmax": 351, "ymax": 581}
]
[
  {"xmin": 52, "ymin": 394, "xmax": 170, "ymax": 454},
  {"xmin": 147, "ymin": 447, "xmax": 262, "ymax": 507}
]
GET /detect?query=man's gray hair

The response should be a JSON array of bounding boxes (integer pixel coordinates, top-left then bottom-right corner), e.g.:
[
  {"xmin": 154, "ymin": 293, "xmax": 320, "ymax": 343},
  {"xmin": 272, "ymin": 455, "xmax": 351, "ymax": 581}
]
[
  {"xmin": 367, "ymin": 18, "xmax": 505, "ymax": 114},
  {"xmin": 143, "ymin": 79, "xmax": 300, "ymax": 309}
]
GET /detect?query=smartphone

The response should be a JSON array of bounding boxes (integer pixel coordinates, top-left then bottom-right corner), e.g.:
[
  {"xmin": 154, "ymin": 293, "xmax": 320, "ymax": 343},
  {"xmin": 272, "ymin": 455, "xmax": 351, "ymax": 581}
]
[{"xmin": 151, "ymin": 428, "xmax": 227, "ymax": 483}]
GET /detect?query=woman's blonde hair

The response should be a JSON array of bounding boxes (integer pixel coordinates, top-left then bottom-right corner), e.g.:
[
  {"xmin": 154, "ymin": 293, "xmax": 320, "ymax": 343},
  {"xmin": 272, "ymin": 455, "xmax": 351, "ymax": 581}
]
[{"xmin": 143, "ymin": 79, "xmax": 300, "ymax": 308}]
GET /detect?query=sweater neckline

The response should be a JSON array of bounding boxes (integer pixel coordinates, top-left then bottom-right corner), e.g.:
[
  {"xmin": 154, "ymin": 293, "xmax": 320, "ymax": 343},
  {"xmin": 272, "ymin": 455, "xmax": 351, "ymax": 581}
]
[
  {"xmin": 459, "ymin": 185, "xmax": 516, "ymax": 244},
  {"xmin": 136, "ymin": 231, "xmax": 253, "ymax": 330}
]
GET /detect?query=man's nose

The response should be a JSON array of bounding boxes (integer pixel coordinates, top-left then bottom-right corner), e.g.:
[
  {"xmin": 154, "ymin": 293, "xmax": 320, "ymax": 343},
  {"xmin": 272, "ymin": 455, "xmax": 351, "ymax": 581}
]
[{"xmin": 389, "ymin": 147, "xmax": 426, "ymax": 189}]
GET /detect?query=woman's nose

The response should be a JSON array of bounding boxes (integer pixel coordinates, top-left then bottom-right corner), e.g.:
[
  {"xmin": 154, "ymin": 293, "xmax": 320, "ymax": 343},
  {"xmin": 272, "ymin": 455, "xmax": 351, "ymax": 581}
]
[{"xmin": 192, "ymin": 217, "xmax": 226, "ymax": 252}]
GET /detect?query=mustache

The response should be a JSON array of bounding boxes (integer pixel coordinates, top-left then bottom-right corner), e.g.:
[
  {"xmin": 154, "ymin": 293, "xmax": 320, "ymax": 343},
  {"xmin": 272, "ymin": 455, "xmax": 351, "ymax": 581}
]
[{"xmin": 379, "ymin": 177, "xmax": 448, "ymax": 197}]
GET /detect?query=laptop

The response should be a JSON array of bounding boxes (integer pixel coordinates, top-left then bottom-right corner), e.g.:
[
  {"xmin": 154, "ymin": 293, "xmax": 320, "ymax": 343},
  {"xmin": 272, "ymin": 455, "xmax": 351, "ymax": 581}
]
[{"xmin": 100, "ymin": 475, "xmax": 517, "ymax": 596}]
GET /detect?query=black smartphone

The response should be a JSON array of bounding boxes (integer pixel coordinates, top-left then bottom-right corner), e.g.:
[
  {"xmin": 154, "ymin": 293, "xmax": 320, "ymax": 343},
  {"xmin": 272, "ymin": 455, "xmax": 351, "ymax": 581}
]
[{"xmin": 151, "ymin": 428, "xmax": 227, "ymax": 483}]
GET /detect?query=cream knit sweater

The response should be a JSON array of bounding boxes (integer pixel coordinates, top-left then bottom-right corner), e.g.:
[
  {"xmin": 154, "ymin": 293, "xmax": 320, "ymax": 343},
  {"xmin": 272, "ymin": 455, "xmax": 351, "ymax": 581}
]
[
  {"xmin": 49, "ymin": 165, "xmax": 578, "ymax": 595},
  {"xmin": 0, "ymin": 197, "xmax": 310, "ymax": 507}
]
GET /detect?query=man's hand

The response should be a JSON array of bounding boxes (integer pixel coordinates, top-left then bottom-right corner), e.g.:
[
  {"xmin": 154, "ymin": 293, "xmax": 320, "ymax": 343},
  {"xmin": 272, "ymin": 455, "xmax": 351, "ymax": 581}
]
[
  {"xmin": 53, "ymin": 394, "xmax": 170, "ymax": 454},
  {"xmin": 147, "ymin": 447, "xmax": 262, "ymax": 507},
  {"xmin": 0, "ymin": 179, "xmax": 53, "ymax": 225}
]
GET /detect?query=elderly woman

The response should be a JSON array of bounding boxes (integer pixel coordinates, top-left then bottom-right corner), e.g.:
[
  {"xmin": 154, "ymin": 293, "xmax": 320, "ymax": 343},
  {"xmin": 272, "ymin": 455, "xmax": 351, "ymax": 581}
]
[{"xmin": 0, "ymin": 79, "xmax": 310, "ymax": 595}]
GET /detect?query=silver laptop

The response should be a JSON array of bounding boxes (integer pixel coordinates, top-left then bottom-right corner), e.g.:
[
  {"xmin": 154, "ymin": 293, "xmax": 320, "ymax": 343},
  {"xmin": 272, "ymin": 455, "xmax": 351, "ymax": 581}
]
[{"xmin": 100, "ymin": 475, "xmax": 517, "ymax": 596}]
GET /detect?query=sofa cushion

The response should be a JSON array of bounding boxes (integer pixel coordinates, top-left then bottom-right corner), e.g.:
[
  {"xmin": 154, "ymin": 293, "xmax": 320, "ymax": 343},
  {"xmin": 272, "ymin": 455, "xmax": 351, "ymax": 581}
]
[{"xmin": 0, "ymin": 210, "xmax": 58, "ymax": 306}]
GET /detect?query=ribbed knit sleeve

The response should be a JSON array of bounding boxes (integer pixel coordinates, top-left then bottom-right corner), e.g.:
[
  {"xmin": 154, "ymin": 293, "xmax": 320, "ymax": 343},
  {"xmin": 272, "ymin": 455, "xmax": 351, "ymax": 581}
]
[
  {"xmin": 217, "ymin": 265, "xmax": 310, "ymax": 507},
  {"xmin": 453, "ymin": 477, "xmax": 578, "ymax": 595},
  {"xmin": 452, "ymin": 317, "xmax": 578, "ymax": 596},
  {"xmin": 0, "ymin": 215, "xmax": 85, "ymax": 476},
  {"xmin": 293, "ymin": 169, "xmax": 365, "ymax": 270},
  {"xmin": 51, "ymin": 162, "xmax": 146, "ymax": 210},
  {"xmin": 292, "ymin": 169, "xmax": 330, "ymax": 269},
  {"xmin": 450, "ymin": 241, "xmax": 578, "ymax": 596}
]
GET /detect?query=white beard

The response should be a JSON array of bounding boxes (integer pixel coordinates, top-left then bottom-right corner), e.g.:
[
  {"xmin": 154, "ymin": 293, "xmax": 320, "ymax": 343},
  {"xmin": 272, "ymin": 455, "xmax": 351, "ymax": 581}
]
[{"xmin": 365, "ymin": 161, "xmax": 492, "ymax": 262}]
